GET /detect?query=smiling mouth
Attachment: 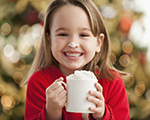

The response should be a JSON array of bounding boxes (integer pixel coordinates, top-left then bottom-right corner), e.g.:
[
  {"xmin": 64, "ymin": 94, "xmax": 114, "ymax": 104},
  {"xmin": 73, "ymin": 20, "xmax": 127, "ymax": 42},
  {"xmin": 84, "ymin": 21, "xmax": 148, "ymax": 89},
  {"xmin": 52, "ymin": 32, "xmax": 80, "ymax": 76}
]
[{"xmin": 64, "ymin": 52, "xmax": 83, "ymax": 57}]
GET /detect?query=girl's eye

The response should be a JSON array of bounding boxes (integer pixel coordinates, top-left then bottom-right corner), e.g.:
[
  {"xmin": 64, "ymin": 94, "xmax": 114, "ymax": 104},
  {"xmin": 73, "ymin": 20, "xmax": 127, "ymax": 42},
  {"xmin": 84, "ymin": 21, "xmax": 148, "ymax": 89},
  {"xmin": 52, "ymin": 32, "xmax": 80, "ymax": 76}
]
[
  {"xmin": 80, "ymin": 34, "xmax": 89, "ymax": 37},
  {"xmin": 58, "ymin": 33, "xmax": 68, "ymax": 36}
]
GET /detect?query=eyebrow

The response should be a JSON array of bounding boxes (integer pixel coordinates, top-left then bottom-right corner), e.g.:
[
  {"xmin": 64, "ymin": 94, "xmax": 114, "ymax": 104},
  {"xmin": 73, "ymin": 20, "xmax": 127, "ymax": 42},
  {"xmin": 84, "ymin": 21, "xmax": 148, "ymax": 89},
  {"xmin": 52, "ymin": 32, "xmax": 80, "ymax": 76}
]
[
  {"xmin": 80, "ymin": 27, "xmax": 91, "ymax": 31},
  {"xmin": 55, "ymin": 27, "xmax": 91, "ymax": 32},
  {"xmin": 55, "ymin": 28, "xmax": 68, "ymax": 32}
]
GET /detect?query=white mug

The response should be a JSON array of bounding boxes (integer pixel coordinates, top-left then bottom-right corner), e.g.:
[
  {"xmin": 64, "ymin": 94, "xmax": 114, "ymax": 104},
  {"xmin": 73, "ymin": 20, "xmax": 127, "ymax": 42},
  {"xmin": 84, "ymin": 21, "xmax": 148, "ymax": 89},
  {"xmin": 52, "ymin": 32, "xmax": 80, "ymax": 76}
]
[{"xmin": 61, "ymin": 78, "xmax": 97, "ymax": 113}]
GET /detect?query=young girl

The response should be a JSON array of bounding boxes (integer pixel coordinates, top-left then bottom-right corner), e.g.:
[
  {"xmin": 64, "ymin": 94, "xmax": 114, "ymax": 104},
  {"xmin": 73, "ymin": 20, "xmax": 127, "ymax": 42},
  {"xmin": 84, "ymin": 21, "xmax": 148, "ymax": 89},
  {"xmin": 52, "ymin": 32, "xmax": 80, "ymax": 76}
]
[{"xmin": 21, "ymin": 0, "xmax": 130, "ymax": 119}]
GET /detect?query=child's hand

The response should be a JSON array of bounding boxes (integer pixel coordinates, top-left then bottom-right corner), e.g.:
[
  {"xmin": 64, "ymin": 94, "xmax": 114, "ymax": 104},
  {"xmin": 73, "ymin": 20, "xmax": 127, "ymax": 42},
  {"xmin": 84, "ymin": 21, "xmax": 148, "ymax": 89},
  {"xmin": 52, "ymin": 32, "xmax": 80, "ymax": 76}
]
[
  {"xmin": 45, "ymin": 77, "xmax": 67, "ymax": 119},
  {"xmin": 87, "ymin": 83, "xmax": 105, "ymax": 119}
]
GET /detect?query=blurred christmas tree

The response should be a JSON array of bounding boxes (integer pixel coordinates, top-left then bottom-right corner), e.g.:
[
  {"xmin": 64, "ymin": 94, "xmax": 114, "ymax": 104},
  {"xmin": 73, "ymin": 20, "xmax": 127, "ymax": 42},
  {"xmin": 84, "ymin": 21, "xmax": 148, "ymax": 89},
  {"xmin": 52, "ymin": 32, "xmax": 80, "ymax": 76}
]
[{"xmin": 0, "ymin": 0, "xmax": 150, "ymax": 120}]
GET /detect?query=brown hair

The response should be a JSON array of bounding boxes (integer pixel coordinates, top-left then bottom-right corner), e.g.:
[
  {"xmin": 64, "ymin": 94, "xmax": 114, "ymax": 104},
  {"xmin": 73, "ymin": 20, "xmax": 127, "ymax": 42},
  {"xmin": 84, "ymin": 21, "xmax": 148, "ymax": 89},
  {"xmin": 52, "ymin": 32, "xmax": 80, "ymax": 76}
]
[{"xmin": 20, "ymin": 0, "xmax": 121, "ymax": 86}]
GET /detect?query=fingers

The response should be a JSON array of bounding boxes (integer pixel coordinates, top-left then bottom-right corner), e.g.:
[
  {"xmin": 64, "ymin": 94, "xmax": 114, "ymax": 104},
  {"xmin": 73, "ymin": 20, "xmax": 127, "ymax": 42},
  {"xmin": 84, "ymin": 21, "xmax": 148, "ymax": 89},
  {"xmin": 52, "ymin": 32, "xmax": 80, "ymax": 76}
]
[
  {"xmin": 46, "ymin": 77, "xmax": 64, "ymax": 92},
  {"xmin": 87, "ymin": 95, "xmax": 103, "ymax": 106},
  {"xmin": 87, "ymin": 83, "xmax": 104, "ymax": 113},
  {"xmin": 88, "ymin": 83, "xmax": 103, "ymax": 100},
  {"xmin": 86, "ymin": 82, "xmax": 105, "ymax": 119},
  {"xmin": 88, "ymin": 90, "xmax": 103, "ymax": 100},
  {"xmin": 95, "ymin": 82, "xmax": 103, "ymax": 93},
  {"xmin": 46, "ymin": 77, "xmax": 67, "ymax": 109}
]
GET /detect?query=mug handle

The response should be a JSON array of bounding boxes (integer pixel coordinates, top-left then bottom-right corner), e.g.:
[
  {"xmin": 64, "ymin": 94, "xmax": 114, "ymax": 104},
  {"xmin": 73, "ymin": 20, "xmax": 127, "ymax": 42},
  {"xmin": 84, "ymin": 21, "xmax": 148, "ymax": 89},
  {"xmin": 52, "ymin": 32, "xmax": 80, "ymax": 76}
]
[
  {"xmin": 59, "ymin": 81, "xmax": 67, "ymax": 89},
  {"xmin": 59, "ymin": 81, "xmax": 67, "ymax": 107}
]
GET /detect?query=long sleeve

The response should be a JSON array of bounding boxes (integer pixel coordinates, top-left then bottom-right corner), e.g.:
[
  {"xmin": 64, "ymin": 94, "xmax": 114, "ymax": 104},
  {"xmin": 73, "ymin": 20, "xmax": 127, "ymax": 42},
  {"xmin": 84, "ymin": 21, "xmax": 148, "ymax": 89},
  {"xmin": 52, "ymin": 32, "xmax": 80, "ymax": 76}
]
[
  {"xmin": 24, "ymin": 66, "xmax": 83, "ymax": 120},
  {"xmin": 25, "ymin": 71, "xmax": 48, "ymax": 120},
  {"xmin": 101, "ymin": 72, "xmax": 130, "ymax": 120},
  {"xmin": 25, "ymin": 66, "xmax": 129, "ymax": 120}
]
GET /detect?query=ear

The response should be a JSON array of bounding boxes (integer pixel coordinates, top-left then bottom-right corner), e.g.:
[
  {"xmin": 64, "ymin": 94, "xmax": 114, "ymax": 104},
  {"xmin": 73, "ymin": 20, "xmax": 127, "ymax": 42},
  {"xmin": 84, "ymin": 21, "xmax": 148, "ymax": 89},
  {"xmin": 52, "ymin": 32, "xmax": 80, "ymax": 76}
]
[{"xmin": 96, "ymin": 33, "xmax": 104, "ymax": 53}]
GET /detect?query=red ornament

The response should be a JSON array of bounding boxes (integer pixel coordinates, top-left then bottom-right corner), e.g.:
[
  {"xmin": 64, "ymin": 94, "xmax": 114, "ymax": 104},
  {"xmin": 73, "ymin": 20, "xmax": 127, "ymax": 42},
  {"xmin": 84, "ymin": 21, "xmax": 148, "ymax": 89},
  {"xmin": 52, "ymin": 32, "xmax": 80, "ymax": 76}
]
[
  {"xmin": 120, "ymin": 17, "xmax": 132, "ymax": 33},
  {"xmin": 23, "ymin": 11, "xmax": 41, "ymax": 25}
]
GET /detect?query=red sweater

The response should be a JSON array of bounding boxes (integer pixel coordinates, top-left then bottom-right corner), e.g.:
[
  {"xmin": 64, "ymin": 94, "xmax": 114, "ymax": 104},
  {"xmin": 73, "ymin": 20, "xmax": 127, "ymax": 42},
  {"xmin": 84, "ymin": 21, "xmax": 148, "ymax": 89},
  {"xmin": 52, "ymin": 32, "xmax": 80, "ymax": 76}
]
[{"xmin": 25, "ymin": 65, "xmax": 130, "ymax": 120}]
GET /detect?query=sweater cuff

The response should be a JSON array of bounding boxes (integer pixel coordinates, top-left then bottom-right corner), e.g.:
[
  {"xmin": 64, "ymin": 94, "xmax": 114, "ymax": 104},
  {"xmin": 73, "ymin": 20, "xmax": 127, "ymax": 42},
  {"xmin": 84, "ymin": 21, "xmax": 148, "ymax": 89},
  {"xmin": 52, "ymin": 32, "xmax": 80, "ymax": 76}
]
[
  {"xmin": 37, "ymin": 106, "xmax": 46, "ymax": 120},
  {"xmin": 62, "ymin": 108, "xmax": 67, "ymax": 120},
  {"xmin": 103, "ymin": 104, "xmax": 114, "ymax": 120},
  {"xmin": 89, "ymin": 104, "xmax": 114, "ymax": 120},
  {"xmin": 89, "ymin": 113, "xmax": 95, "ymax": 120}
]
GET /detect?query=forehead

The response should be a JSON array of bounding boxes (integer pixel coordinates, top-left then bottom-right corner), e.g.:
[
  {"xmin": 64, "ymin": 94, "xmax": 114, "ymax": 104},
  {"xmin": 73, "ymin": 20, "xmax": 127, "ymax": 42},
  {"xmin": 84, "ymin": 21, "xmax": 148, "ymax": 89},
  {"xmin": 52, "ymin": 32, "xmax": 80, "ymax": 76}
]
[{"xmin": 51, "ymin": 4, "xmax": 91, "ymax": 30}]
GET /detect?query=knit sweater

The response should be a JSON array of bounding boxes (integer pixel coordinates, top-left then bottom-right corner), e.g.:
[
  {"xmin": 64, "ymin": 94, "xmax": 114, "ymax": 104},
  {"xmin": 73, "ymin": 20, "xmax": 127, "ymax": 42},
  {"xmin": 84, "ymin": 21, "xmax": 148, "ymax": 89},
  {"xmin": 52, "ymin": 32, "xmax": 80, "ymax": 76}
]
[{"xmin": 25, "ymin": 65, "xmax": 130, "ymax": 120}]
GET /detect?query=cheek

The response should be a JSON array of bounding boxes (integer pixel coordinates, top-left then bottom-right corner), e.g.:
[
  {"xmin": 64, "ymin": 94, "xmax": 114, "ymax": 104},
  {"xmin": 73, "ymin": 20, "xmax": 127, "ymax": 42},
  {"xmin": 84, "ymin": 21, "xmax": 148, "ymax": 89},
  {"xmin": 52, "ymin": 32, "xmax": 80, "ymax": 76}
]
[{"xmin": 83, "ymin": 41, "xmax": 97, "ymax": 53}]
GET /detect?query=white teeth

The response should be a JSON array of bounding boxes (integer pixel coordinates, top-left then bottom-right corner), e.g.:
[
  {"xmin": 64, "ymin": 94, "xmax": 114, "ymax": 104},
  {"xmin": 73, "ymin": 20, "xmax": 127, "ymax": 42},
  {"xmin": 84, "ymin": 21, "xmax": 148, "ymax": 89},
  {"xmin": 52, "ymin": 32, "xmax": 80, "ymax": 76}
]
[{"xmin": 66, "ymin": 53, "xmax": 81, "ymax": 57}]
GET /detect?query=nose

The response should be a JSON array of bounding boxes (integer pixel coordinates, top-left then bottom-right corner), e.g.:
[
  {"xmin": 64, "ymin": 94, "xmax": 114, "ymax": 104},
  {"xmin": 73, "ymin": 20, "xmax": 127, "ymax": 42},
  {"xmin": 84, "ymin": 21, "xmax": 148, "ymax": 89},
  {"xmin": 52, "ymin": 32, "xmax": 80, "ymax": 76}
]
[
  {"xmin": 68, "ymin": 35, "xmax": 79, "ymax": 48},
  {"xmin": 68, "ymin": 42, "xmax": 79, "ymax": 48}
]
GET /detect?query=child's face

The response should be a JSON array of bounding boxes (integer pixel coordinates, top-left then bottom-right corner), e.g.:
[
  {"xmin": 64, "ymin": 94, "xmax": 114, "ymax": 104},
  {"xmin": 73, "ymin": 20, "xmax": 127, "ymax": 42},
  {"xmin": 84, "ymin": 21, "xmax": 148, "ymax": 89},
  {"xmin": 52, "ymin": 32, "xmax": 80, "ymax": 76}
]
[{"xmin": 50, "ymin": 5, "xmax": 102, "ymax": 75}]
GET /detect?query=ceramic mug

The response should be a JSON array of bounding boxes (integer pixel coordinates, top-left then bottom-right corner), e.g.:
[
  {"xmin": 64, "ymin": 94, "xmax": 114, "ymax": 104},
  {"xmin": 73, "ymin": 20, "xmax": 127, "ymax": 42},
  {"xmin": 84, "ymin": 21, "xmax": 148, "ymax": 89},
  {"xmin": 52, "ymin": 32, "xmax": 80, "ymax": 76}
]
[{"xmin": 61, "ymin": 78, "xmax": 97, "ymax": 113}]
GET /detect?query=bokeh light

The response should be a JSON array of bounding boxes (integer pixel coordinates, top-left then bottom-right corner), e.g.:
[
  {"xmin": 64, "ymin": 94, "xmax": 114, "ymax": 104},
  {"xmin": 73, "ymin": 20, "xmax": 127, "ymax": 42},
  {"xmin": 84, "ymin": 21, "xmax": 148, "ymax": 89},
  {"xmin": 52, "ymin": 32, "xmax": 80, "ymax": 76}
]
[
  {"xmin": 19, "ymin": 24, "xmax": 30, "ymax": 35},
  {"xmin": 34, "ymin": 39, "xmax": 40, "ymax": 51},
  {"xmin": 119, "ymin": 54, "xmax": 131, "ymax": 67},
  {"xmin": 110, "ymin": 52, "xmax": 117, "ymax": 64},
  {"xmin": 0, "ymin": 23, "xmax": 11, "ymax": 36},
  {"xmin": 3, "ymin": 44, "xmax": 14, "ymax": 57},
  {"xmin": 1, "ymin": 95, "xmax": 16, "ymax": 110},
  {"xmin": 15, "ymin": 59, "xmax": 26, "ymax": 71},
  {"xmin": 20, "ymin": 43, "xmax": 32, "ymax": 55},
  {"xmin": 135, "ymin": 81, "xmax": 146, "ymax": 96},
  {"xmin": 13, "ymin": 72, "xmax": 24, "ymax": 84},
  {"xmin": 9, "ymin": 50, "xmax": 20, "ymax": 63},
  {"xmin": 11, "ymin": 93, "xmax": 21, "ymax": 105},
  {"xmin": 0, "ymin": 84, "xmax": 6, "ymax": 96},
  {"xmin": 145, "ymin": 89, "xmax": 150, "ymax": 101},
  {"xmin": 122, "ymin": 40, "xmax": 133, "ymax": 54},
  {"xmin": 124, "ymin": 75, "xmax": 135, "ymax": 88}
]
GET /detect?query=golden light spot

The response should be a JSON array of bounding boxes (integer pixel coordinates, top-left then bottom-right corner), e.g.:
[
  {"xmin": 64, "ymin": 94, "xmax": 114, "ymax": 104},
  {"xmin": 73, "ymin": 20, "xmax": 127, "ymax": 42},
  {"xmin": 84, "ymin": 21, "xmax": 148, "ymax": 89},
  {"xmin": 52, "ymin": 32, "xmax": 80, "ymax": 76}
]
[
  {"xmin": 11, "ymin": 93, "xmax": 21, "ymax": 105},
  {"xmin": 110, "ymin": 52, "xmax": 117, "ymax": 64},
  {"xmin": 9, "ymin": 50, "xmax": 20, "ymax": 63},
  {"xmin": 0, "ymin": 84, "xmax": 6, "ymax": 96},
  {"xmin": 20, "ymin": 43, "xmax": 32, "ymax": 55},
  {"xmin": 13, "ymin": 72, "xmax": 24, "ymax": 84},
  {"xmin": 3, "ymin": 44, "xmax": 14, "ymax": 57},
  {"xmin": 1, "ymin": 23, "xmax": 11, "ymax": 36},
  {"xmin": 135, "ymin": 82, "xmax": 145, "ymax": 96},
  {"xmin": 1, "ymin": 95, "xmax": 16, "ymax": 110},
  {"xmin": 34, "ymin": 39, "xmax": 40, "ymax": 51},
  {"xmin": 19, "ymin": 25, "xmax": 30, "ymax": 35},
  {"xmin": 15, "ymin": 59, "xmax": 26, "ymax": 71},
  {"xmin": 124, "ymin": 75, "xmax": 135, "ymax": 88},
  {"xmin": 145, "ymin": 90, "xmax": 150, "ymax": 101},
  {"xmin": 122, "ymin": 41, "xmax": 133, "ymax": 54},
  {"xmin": 119, "ymin": 54, "xmax": 130, "ymax": 67},
  {"xmin": 3, "ymin": 109, "xmax": 13, "ymax": 115}
]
